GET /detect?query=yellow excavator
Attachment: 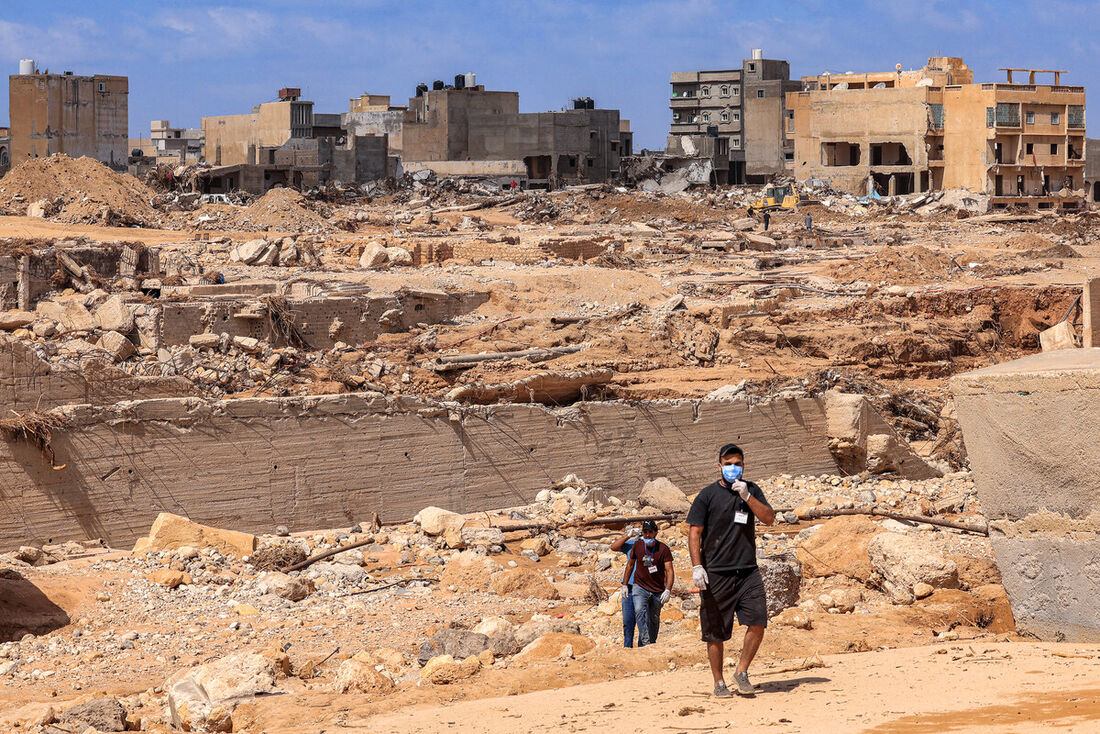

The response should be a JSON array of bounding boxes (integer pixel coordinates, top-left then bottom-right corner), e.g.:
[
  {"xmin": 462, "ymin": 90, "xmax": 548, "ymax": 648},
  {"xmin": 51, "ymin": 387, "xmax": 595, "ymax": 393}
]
[{"xmin": 749, "ymin": 182, "xmax": 810, "ymax": 212}]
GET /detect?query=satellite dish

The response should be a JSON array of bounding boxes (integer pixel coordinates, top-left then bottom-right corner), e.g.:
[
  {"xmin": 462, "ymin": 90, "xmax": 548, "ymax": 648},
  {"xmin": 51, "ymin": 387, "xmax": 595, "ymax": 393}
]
[
  {"xmin": 916, "ymin": 77, "xmax": 934, "ymax": 87},
  {"xmin": 873, "ymin": 82, "xmax": 886, "ymax": 89},
  {"xmin": 832, "ymin": 81, "xmax": 849, "ymax": 90}
]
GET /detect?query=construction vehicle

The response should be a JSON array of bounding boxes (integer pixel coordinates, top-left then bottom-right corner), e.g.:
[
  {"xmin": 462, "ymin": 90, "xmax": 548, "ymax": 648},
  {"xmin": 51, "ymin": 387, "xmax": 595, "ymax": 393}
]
[{"xmin": 750, "ymin": 182, "xmax": 810, "ymax": 212}]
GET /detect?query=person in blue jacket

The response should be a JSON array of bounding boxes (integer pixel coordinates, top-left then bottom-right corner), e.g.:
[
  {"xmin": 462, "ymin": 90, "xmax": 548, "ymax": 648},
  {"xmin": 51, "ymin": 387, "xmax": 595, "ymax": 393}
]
[{"xmin": 610, "ymin": 525, "xmax": 643, "ymax": 647}]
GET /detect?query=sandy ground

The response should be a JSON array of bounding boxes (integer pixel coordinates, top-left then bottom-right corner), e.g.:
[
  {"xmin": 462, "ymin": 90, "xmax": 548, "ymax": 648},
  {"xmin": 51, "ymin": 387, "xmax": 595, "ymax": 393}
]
[{"xmin": 360, "ymin": 642, "xmax": 1100, "ymax": 734}]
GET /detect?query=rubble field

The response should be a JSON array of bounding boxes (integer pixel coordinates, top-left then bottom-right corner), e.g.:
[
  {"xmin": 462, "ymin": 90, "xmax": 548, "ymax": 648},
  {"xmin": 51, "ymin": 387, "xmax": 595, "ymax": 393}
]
[{"xmin": 2, "ymin": 156, "xmax": 1100, "ymax": 731}]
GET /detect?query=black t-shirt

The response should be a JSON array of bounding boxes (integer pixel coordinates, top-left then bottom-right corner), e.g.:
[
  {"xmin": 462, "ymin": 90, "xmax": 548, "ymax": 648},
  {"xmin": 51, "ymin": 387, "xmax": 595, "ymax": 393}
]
[
  {"xmin": 627, "ymin": 540, "xmax": 673, "ymax": 594},
  {"xmin": 686, "ymin": 480, "xmax": 770, "ymax": 572}
]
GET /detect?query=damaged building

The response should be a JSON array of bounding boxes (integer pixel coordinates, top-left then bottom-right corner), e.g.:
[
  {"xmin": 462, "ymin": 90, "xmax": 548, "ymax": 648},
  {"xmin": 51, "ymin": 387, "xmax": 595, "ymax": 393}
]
[
  {"xmin": 8, "ymin": 59, "xmax": 128, "ymax": 170},
  {"xmin": 667, "ymin": 49, "xmax": 800, "ymax": 185},
  {"xmin": 399, "ymin": 75, "xmax": 631, "ymax": 188},
  {"xmin": 788, "ymin": 57, "xmax": 1086, "ymax": 208},
  {"xmin": 199, "ymin": 88, "xmax": 390, "ymax": 194},
  {"xmin": 0, "ymin": 125, "xmax": 9, "ymax": 176}
]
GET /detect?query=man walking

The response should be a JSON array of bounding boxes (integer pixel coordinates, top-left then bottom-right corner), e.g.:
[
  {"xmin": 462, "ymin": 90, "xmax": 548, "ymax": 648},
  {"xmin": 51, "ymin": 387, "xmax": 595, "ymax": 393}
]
[
  {"xmin": 804, "ymin": 212, "xmax": 813, "ymax": 232},
  {"xmin": 762, "ymin": 211, "xmax": 771, "ymax": 231},
  {"xmin": 610, "ymin": 526, "xmax": 642, "ymax": 647},
  {"xmin": 688, "ymin": 444, "xmax": 776, "ymax": 697},
  {"xmin": 621, "ymin": 520, "xmax": 674, "ymax": 647}
]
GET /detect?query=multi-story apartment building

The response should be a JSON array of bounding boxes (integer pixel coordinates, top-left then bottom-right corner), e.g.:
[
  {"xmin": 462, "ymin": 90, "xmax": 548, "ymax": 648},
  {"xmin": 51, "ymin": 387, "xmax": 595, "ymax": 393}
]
[
  {"xmin": 667, "ymin": 49, "xmax": 800, "ymax": 184},
  {"xmin": 787, "ymin": 57, "xmax": 1086, "ymax": 209},
  {"xmin": 8, "ymin": 59, "xmax": 128, "ymax": 170}
]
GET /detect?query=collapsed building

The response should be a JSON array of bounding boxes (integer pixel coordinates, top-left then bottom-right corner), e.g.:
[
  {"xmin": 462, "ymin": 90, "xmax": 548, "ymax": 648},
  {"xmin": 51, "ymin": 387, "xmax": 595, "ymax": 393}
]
[
  {"xmin": 787, "ymin": 57, "xmax": 1086, "ymax": 208},
  {"xmin": 0, "ymin": 125, "xmax": 9, "ymax": 176},
  {"xmin": 7, "ymin": 59, "xmax": 129, "ymax": 171}
]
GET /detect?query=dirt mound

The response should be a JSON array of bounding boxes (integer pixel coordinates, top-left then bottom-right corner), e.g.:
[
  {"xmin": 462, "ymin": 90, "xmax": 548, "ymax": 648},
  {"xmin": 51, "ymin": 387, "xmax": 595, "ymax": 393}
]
[
  {"xmin": 0, "ymin": 154, "xmax": 159, "ymax": 226},
  {"xmin": 1021, "ymin": 243, "xmax": 1080, "ymax": 259},
  {"xmin": 998, "ymin": 233, "xmax": 1054, "ymax": 250},
  {"xmin": 826, "ymin": 245, "xmax": 952, "ymax": 284},
  {"xmin": 234, "ymin": 187, "xmax": 333, "ymax": 233}
]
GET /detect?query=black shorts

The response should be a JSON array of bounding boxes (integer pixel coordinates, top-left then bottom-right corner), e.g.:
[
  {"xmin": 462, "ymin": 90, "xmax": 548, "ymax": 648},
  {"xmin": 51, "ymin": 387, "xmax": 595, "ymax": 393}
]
[{"xmin": 699, "ymin": 567, "xmax": 767, "ymax": 642}]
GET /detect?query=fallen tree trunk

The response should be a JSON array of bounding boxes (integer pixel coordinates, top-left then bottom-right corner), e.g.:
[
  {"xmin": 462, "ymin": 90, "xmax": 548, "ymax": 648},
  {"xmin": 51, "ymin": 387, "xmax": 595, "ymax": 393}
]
[
  {"xmin": 799, "ymin": 507, "xmax": 988, "ymax": 535},
  {"xmin": 492, "ymin": 513, "xmax": 679, "ymax": 533},
  {"xmin": 431, "ymin": 344, "xmax": 584, "ymax": 370}
]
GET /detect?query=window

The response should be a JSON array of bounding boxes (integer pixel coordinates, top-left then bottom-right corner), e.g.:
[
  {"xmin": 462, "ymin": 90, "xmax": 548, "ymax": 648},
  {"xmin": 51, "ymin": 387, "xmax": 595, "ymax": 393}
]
[
  {"xmin": 721, "ymin": 85, "xmax": 729, "ymax": 96},
  {"xmin": 1051, "ymin": 143, "xmax": 1059, "ymax": 155},
  {"xmin": 733, "ymin": 111, "xmax": 740, "ymax": 121},
  {"xmin": 930, "ymin": 103, "xmax": 944, "ymax": 128},
  {"xmin": 1051, "ymin": 112, "xmax": 1060, "ymax": 125},
  {"xmin": 986, "ymin": 107, "xmax": 995, "ymax": 127},
  {"xmin": 720, "ymin": 111, "xmax": 728, "ymax": 122},
  {"xmin": 731, "ymin": 136, "xmax": 741, "ymax": 149},
  {"xmin": 732, "ymin": 86, "xmax": 739, "ymax": 96},
  {"xmin": 757, "ymin": 89, "xmax": 765, "ymax": 98},
  {"xmin": 784, "ymin": 151, "xmax": 794, "ymax": 160},
  {"xmin": 672, "ymin": 112, "xmax": 680, "ymax": 122},
  {"xmin": 787, "ymin": 110, "xmax": 794, "ymax": 119},
  {"xmin": 1026, "ymin": 143, "xmax": 1034, "ymax": 154},
  {"xmin": 1068, "ymin": 105, "xmax": 1085, "ymax": 128},
  {"xmin": 97, "ymin": 82, "xmax": 106, "ymax": 92},
  {"xmin": 701, "ymin": 86, "xmax": 710, "ymax": 97},
  {"xmin": 996, "ymin": 103, "xmax": 1020, "ymax": 126},
  {"xmin": 702, "ymin": 112, "xmax": 710, "ymax": 122},
  {"xmin": 748, "ymin": 63, "xmax": 756, "ymax": 72},
  {"xmin": 1025, "ymin": 111, "xmax": 1035, "ymax": 124}
]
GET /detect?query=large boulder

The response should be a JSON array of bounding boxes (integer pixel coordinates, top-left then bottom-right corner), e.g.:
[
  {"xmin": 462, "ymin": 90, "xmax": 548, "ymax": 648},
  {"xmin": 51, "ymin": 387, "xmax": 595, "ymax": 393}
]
[
  {"xmin": 257, "ymin": 571, "xmax": 314, "ymax": 602},
  {"xmin": 472, "ymin": 616, "xmax": 520, "ymax": 656},
  {"xmin": 385, "ymin": 246, "xmax": 413, "ymax": 266},
  {"xmin": 0, "ymin": 310, "xmax": 36, "ymax": 330},
  {"xmin": 358, "ymin": 242, "xmax": 389, "ymax": 269},
  {"xmin": 757, "ymin": 552, "xmax": 802, "ymax": 616},
  {"xmin": 37, "ymin": 300, "xmax": 94, "ymax": 333},
  {"xmin": 417, "ymin": 628, "xmax": 490, "ymax": 666},
  {"xmin": 868, "ymin": 532, "xmax": 959, "ymax": 604},
  {"xmin": 419, "ymin": 654, "xmax": 482, "ymax": 684},
  {"xmin": 514, "ymin": 616, "xmax": 582, "ymax": 648},
  {"xmin": 229, "ymin": 239, "xmax": 268, "ymax": 264},
  {"xmin": 93, "ymin": 295, "xmax": 135, "ymax": 333},
  {"xmin": 332, "ymin": 652, "xmax": 395, "ymax": 694},
  {"xmin": 796, "ymin": 515, "xmax": 882, "ymax": 581},
  {"xmin": 638, "ymin": 477, "xmax": 691, "ymax": 513},
  {"xmin": 59, "ymin": 697, "xmax": 127, "ymax": 732},
  {"xmin": 98, "ymin": 330, "xmax": 135, "ymax": 361},
  {"xmin": 514, "ymin": 633, "xmax": 595, "ymax": 661},
  {"xmin": 133, "ymin": 512, "xmax": 256, "ymax": 557},
  {"xmin": 490, "ymin": 568, "xmax": 560, "ymax": 600},
  {"xmin": 414, "ymin": 506, "xmax": 466, "ymax": 536},
  {"xmin": 440, "ymin": 551, "xmax": 502, "ymax": 590},
  {"xmin": 148, "ymin": 568, "xmax": 191, "ymax": 589},
  {"xmin": 166, "ymin": 652, "xmax": 275, "ymax": 732}
]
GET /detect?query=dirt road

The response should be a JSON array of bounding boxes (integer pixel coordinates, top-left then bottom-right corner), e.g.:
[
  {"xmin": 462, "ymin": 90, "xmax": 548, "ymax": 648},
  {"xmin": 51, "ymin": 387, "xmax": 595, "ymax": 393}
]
[{"xmin": 358, "ymin": 642, "xmax": 1100, "ymax": 734}]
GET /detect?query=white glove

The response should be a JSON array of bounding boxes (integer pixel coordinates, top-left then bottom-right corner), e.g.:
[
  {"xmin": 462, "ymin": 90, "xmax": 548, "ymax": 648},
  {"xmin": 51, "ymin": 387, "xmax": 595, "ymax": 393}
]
[
  {"xmin": 628, "ymin": 527, "xmax": 642, "ymax": 538},
  {"xmin": 733, "ymin": 480, "xmax": 750, "ymax": 500},
  {"xmin": 659, "ymin": 589, "xmax": 671, "ymax": 605},
  {"xmin": 621, "ymin": 585, "xmax": 629, "ymax": 597},
  {"xmin": 692, "ymin": 565, "xmax": 708, "ymax": 590}
]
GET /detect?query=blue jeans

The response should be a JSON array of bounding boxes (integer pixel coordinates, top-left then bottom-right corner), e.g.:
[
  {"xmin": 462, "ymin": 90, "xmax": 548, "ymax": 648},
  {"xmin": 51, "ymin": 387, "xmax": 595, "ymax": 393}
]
[
  {"xmin": 622, "ymin": 584, "xmax": 638, "ymax": 647},
  {"xmin": 631, "ymin": 585, "xmax": 663, "ymax": 647}
]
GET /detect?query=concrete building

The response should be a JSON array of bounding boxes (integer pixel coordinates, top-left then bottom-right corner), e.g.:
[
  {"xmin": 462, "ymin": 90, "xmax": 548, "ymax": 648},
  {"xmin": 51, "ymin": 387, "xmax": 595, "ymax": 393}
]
[
  {"xmin": 1084, "ymin": 138, "xmax": 1100, "ymax": 202},
  {"xmin": 199, "ymin": 88, "xmax": 389, "ymax": 194},
  {"xmin": 149, "ymin": 120, "xmax": 203, "ymax": 162},
  {"xmin": 667, "ymin": 49, "xmax": 799, "ymax": 185},
  {"xmin": 787, "ymin": 57, "xmax": 1086, "ymax": 208},
  {"xmin": 8, "ymin": 59, "xmax": 128, "ymax": 170},
  {"xmin": 399, "ymin": 79, "xmax": 629, "ymax": 187},
  {"xmin": 0, "ymin": 126, "xmax": 9, "ymax": 176},
  {"xmin": 341, "ymin": 93, "xmax": 407, "ymax": 159}
]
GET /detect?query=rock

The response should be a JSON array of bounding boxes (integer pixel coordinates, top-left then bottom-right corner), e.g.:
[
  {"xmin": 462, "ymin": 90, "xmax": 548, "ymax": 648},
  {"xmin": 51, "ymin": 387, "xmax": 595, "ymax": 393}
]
[
  {"xmin": 440, "ymin": 551, "xmax": 502, "ymax": 590},
  {"xmin": 949, "ymin": 554, "xmax": 1002, "ymax": 588},
  {"xmin": 98, "ymin": 330, "xmax": 135, "ymax": 361},
  {"xmin": 189, "ymin": 333, "xmax": 220, "ymax": 349},
  {"xmin": 515, "ymin": 633, "xmax": 594, "ymax": 661},
  {"xmin": 332, "ymin": 652, "xmax": 395, "ymax": 694},
  {"xmin": 0, "ymin": 310, "xmax": 36, "ymax": 330},
  {"xmin": 757, "ymin": 552, "xmax": 802, "ymax": 616},
  {"xmin": 638, "ymin": 476, "xmax": 691, "ymax": 513},
  {"xmin": 257, "ymin": 571, "xmax": 314, "ymax": 602},
  {"xmin": 254, "ymin": 242, "xmax": 280, "ymax": 267},
  {"xmin": 554, "ymin": 537, "xmax": 586, "ymax": 556},
  {"xmin": 148, "ymin": 568, "xmax": 191, "ymax": 589},
  {"xmin": 796, "ymin": 515, "xmax": 882, "ymax": 581},
  {"xmin": 229, "ymin": 239, "xmax": 268, "ymax": 264},
  {"xmin": 460, "ymin": 526, "xmax": 505, "ymax": 548},
  {"xmin": 514, "ymin": 617, "xmax": 582, "ymax": 648},
  {"xmin": 830, "ymin": 586, "xmax": 862, "ymax": 613},
  {"xmin": 384, "ymin": 246, "xmax": 413, "ymax": 266},
  {"xmin": 13, "ymin": 545, "xmax": 44, "ymax": 565},
  {"xmin": 133, "ymin": 512, "xmax": 256, "ymax": 557},
  {"xmin": 59, "ymin": 697, "xmax": 127, "ymax": 732},
  {"xmin": 913, "ymin": 582, "xmax": 934, "ymax": 599},
  {"xmin": 417, "ymin": 628, "xmax": 490, "ymax": 666},
  {"xmin": 414, "ymin": 506, "xmax": 466, "ymax": 536},
  {"xmin": 166, "ymin": 652, "xmax": 275, "ymax": 732},
  {"xmin": 359, "ymin": 242, "xmax": 389, "ymax": 268},
  {"xmin": 232, "ymin": 335, "xmax": 261, "ymax": 353},
  {"xmin": 867, "ymin": 532, "xmax": 959, "ymax": 604},
  {"xmin": 490, "ymin": 568, "xmax": 560, "ymax": 600},
  {"xmin": 420, "ymin": 654, "xmax": 481, "ymax": 684},
  {"xmin": 93, "ymin": 296, "xmax": 134, "ymax": 333},
  {"xmin": 38, "ymin": 300, "xmax": 95, "ymax": 333},
  {"xmin": 472, "ymin": 617, "xmax": 520, "ymax": 655},
  {"xmin": 857, "ymin": 490, "xmax": 878, "ymax": 504},
  {"xmin": 27, "ymin": 199, "xmax": 50, "ymax": 218},
  {"xmin": 311, "ymin": 562, "xmax": 367, "ymax": 583},
  {"xmin": 773, "ymin": 607, "xmax": 812, "ymax": 629}
]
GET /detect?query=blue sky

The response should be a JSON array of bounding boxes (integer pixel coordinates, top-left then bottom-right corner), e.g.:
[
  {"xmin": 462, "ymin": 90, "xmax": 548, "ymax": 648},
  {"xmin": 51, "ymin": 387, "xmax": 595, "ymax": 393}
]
[{"xmin": 1, "ymin": 0, "xmax": 1098, "ymax": 150}]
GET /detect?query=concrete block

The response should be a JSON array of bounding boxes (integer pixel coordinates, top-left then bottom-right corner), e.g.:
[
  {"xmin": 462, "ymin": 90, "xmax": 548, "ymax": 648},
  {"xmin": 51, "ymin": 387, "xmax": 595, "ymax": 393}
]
[
  {"xmin": 93, "ymin": 296, "xmax": 135, "ymax": 334},
  {"xmin": 1039, "ymin": 319, "xmax": 1076, "ymax": 352},
  {"xmin": 1083, "ymin": 278, "xmax": 1100, "ymax": 348},
  {"xmin": 98, "ymin": 331, "xmax": 135, "ymax": 362}
]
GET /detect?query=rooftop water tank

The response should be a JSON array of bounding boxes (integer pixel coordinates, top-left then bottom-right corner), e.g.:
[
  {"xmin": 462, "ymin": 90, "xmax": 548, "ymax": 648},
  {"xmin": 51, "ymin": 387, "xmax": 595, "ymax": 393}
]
[
  {"xmin": 18, "ymin": 59, "xmax": 35, "ymax": 75},
  {"xmin": 454, "ymin": 74, "xmax": 465, "ymax": 89},
  {"xmin": 751, "ymin": 48, "xmax": 763, "ymax": 60},
  {"xmin": 432, "ymin": 80, "xmax": 445, "ymax": 91},
  {"xmin": 464, "ymin": 72, "xmax": 476, "ymax": 89}
]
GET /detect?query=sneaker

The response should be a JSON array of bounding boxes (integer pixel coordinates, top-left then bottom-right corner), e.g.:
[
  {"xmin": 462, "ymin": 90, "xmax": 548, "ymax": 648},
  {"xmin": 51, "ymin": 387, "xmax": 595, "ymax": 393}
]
[
  {"xmin": 713, "ymin": 681, "xmax": 733, "ymax": 698},
  {"xmin": 734, "ymin": 671, "xmax": 755, "ymax": 696}
]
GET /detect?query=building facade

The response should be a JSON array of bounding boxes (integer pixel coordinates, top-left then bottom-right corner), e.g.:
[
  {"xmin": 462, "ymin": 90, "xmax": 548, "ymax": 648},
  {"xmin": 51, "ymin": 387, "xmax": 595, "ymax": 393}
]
[
  {"xmin": 0, "ymin": 126, "xmax": 9, "ymax": 176},
  {"xmin": 8, "ymin": 61, "xmax": 128, "ymax": 169},
  {"xmin": 787, "ymin": 58, "xmax": 1085, "ymax": 208},
  {"xmin": 667, "ymin": 50, "xmax": 799, "ymax": 184}
]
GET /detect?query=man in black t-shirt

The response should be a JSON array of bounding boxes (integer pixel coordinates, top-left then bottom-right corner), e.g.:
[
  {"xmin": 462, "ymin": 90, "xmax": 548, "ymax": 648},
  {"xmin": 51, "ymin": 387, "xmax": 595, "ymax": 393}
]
[{"xmin": 687, "ymin": 443, "xmax": 776, "ymax": 697}]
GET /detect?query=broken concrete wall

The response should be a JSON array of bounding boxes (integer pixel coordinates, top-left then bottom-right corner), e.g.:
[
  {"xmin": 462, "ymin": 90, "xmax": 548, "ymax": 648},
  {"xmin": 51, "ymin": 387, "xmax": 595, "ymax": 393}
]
[
  {"xmin": 952, "ymin": 349, "xmax": 1100, "ymax": 641},
  {"xmin": 0, "ymin": 393, "xmax": 838, "ymax": 549}
]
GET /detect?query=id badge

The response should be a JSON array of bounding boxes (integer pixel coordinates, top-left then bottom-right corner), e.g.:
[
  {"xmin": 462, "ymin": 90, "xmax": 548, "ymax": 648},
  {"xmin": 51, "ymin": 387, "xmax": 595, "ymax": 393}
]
[{"xmin": 734, "ymin": 511, "xmax": 749, "ymax": 524}]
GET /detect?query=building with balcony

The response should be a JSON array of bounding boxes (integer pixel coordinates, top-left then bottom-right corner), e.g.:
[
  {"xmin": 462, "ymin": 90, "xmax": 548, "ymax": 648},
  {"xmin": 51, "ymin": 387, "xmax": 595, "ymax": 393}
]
[
  {"xmin": 787, "ymin": 58, "xmax": 1085, "ymax": 209},
  {"xmin": 667, "ymin": 49, "xmax": 799, "ymax": 185}
]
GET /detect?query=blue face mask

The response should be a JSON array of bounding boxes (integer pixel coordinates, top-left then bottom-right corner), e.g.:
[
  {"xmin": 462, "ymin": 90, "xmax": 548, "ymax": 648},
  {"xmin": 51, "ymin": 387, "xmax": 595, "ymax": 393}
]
[
  {"xmin": 721, "ymin": 463, "xmax": 743, "ymax": 483},
  {"xmin": 643, "ymin": 537, "xmax": 655, "ymax": 545}
]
